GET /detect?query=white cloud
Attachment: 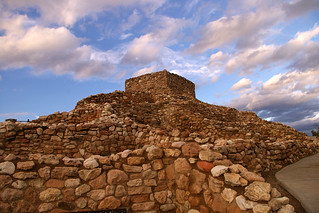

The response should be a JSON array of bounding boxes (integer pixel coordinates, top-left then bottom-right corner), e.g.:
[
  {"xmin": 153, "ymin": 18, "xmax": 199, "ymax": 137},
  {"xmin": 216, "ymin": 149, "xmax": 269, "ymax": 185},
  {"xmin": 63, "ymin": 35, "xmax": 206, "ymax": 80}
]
[
  {"xmin": 3, "ymin": 0, "xmax": 166, "ymax": 26},
  {"xmin": 133, "ymin": 65, "xmax": 156, "ymax": 77},
  {"xmin": 121, "ymin": 9, "xmax": 141, "ymax": 32},
  {"xmin": 231, "ymin": 78, "xmax": 252, "ymax": 91},
  {"xmin": 120, "ymin": 33, "xmax": 133, "ymax": 40},
  {"xmin": 0, "ymin": 14, "xmax": 116, "ymax": 79}
]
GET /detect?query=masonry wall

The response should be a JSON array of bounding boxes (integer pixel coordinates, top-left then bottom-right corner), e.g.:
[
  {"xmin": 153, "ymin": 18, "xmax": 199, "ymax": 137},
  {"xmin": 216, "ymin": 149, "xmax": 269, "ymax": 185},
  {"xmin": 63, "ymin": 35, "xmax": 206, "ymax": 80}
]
[{"xmin": 125, "ymin": 70, "xmax": 195, "ymax": 99}]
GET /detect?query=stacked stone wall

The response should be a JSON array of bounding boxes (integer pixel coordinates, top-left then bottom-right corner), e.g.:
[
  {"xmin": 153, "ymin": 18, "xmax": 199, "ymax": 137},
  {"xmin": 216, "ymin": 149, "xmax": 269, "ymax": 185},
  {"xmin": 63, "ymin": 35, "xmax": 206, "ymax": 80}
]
[{"xmin": 0, "ymin": 142, "xmax": 298, "ymax": 213}]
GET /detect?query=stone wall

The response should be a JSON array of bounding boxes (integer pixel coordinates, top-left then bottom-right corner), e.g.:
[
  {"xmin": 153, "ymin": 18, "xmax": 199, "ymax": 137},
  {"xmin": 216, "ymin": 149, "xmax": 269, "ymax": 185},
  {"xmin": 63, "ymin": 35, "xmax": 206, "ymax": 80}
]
[
  {"xmin": 0, "ymin": 142, "xmax": 296, "ymax": 213},
  {"xmin": 125, "ymin": 70, "xmax": 196, "ymax": 99}
]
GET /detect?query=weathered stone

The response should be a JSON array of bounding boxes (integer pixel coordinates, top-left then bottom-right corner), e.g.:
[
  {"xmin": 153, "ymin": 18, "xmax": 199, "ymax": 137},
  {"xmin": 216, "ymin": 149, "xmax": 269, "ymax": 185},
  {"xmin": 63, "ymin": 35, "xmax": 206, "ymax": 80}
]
[
  {"xmin": 62, "ymin": 157, "xmax": 84, "ymax": 166},
  {"xmin": 160, "ymin": 204, "xmax": 176, "ymax": 212},
  {"xmin": 244, "ymin": 181, "xmax": 271, "ymax": 201},
  {"xmin": 39, "ymin": 203, "xmax": 55, "ymax": 213},
  {"xmin": 0, "ymin": 201, "xmax": 10, "ymax": 213},
  {"xmin": 13, "ymin": 171, "xmax": 38, "ymax": 180},
  {"xmin": 208, "ymin": 176, "xmax": 224, "ymax": 193},
  {"xmin": 271, "ymin": 188, "xmax": 282, "ymax": 198},
  {"xmin": 151, "ymin": 159, "xmax": 164, "ymax": 170},
  {"xmin": 229, "ymin": 164, "xmax": 248, "ymax": 174},
  {"xmin": 189, "ymin": 169, "xmax": 206, "ymax": 194},
  {"xmin": 65, "ymin": 178, "xmax": 81, "ymax": 188},
  {"xmin": 123, "ymin": 164, "xmax": 142, "ymax": 173},
  {"xmin": 38, "ymin": 155, "xmax": 59, "ymax": 165},
  {"xmin": 127, "ymin": 178, "xmax": 143, "ymax": 187},
  {"xmin": 79, "ymin": 168, "xmax": 101, "ymax": 181},
  {"xmin": 241, "ymin": 171, "xmax": 265, "ymax": 182},
  {"xmin": 224, "ymin": 173, "xmax": 242, "ymax": 186},
  {"xmin": 87, "ymin": 189, "xmax": 106, "ymax": 201},
  {"xmin": 269, "ymin": 197, "xmax": 290, "ymax": 211},
  {"xmin": 4, "ymin": 153, "xmax": 16, "ymax": 161},
  {"xmin": 75, "ymin": 184, "xmax": 91, "ymax": 196},
  {"xmin": 38, "ymin": 166, "xmax": 51, "ymax": 180},
  {"xmin": 132, "ymin": 202, "xmax": 155, "ymax": 211},
  {"xmin": 197, "ymin": 161, "xmax": 214, "ymax": 172},
  {"xmin": 176, "ymin": 189, "xmax": 186, "ymax": 204},
  {"xmin": 0, "ymin": 175, "xmax": 12, "ymax": 189},
  {"xmin": 211, "ymin": 165, "xmax": 228, "ymax": 177},
  {"xmin": 252, "ymin": 204, "xmax": 271, "ymax": 213},
  {"xmin": 89, "ymin": 172, "xmax": 106, "ymax": 189},
  {"xmin": 147, "ymin": 148, "xmax": 163, "ymax": 160},
  {"xmin": 0, "ymin": 188, "xmax": 23, "ymax": 202},
  {"xmin": 278, "ymin": 204, "xmax": 294, "ymax": 213},
  {"xmin": 213, "ymin": 159, "xmax": 232, "ymax": 167},
  {"xmin": 63, "ymin": 188, "xmax": 75, "ymax": 201},
  {"xmin": 154, "ymin": 191, "xmax": 167, "ymax": 204},
  {"xmin": 98, "ymin": 196, "xmax": 121, "ymax": 210},
  {"xmin": 17, "ymin": 161, "xmax": 35, "ymax": 170},
  {"xmin": 144, "ymin": 178, "xmax": 157, "ymax": 186},
  {"xmin": 176, "ymin": 174, "xmax": 189, "ymax": 190},
  {"xmin": 83, "ymin": 158, "xmax": 99, "ymax": 169},
  {"xmin": 127, "ymin": 157, "xmax": 145, "ymax": 165},
  {"xmin": 174, "ymin": 158, "xmax": 192, "ymax": 174},
  {"xmin": 236, "ymin": 195, "xmax": 257, "ymax": 210},
  {"xmin": 172, "ymin": 129, "xmax": 180, "ymax": 137},
  {"xmin": 107, "ymin": 169, "xmax": 128, "ymax": 185},
  {"xmin": 28, "ymin": 178, "xmax": 44, "ymax": 188},
  {"xmin": 11, "ymin": 200, "xmax": 36, "ymax": 213},
  {"xmin": 212, "ymin": 194, "xmax": 227, "ymax": 213},
  {"xmin": 45, "ymin": 179, "xmax": 65, "ymax": 189},
  {"xmin": 128, "ymin": 186, "xmax": 152, "ymax": 195},
  {"xmin": 12, "ymin": 180, "xmax": 27, "ymax": 189},
  {"xmin": 199, "ymin": 150, "xmax": 222, "ymax": 161},
  {"xmin": 221, "ymin": 188, "xmax": 237, "ymax": 203},
  {"xmin": 164, "ymin": 149, "xmax": 181, "ymax": 157},
  {"xmin": 51, "ymin": 167, "xmax": 78, "ymax": 179},
  {"xmin": 115, "ymin": 185, "xmax": 126, "ymax": 197},
  {"xmin": 182, "ymin": 142, "xmax": 201, "ymax": 157},
  {"xmin": 142, "ymin": 169, "xmax": 157, "ymax": 179},
  {"xmin": 75, "ymin": 197, "xmax": 87, "ymax": 209},
  {"xmin": 105, "ymin": 185, "xmax": 115, "ymax": 196},
  {"xmin": 0, "ymin": 161, "xmax": 15, "ymax": 175},
  {"xmin": 172, "ymin": 141, "xmax": 185, "ymax": 148},
  {"xmin": 39, "ymin": 188, "xmax": 62, "ymax": 202},
  {"xmin": 120, "ymin": 149, "xmax": 132, "ymax": 158}
]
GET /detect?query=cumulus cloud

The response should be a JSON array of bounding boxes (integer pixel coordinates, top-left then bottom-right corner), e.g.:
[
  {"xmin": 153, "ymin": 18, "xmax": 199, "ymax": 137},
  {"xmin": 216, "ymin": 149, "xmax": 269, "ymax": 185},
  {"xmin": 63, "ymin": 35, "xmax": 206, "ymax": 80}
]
[
  {"xmin": 0, "ymin": 14, "xmax": 116, "ymax": 79},
  {"xmin": 229, "ymin": 69, "xmax": 319, "ymax": 131},
  {"xmin": 186, "ymin": 0, "xmax": 319, "ymax": 54},
  {"xmin": 231, "ymin": 78, "xmax": 252, "ymax": 91},
  {"xmin": 3, "ymin": 0, "xmax": 166, "ymax": 26}
]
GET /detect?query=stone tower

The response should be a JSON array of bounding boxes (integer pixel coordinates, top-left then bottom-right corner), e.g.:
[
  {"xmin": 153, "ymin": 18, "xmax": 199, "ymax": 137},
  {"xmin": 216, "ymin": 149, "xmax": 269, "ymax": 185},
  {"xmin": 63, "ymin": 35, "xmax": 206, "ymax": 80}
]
[{"xmin": 125, "ymin": 70, "xmax": 195, "ymax": 99}]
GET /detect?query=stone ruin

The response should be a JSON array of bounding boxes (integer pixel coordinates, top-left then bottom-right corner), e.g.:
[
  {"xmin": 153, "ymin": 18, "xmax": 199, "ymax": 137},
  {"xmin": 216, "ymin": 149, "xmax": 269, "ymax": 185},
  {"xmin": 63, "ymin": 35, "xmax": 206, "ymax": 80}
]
[{"xmin": 0, "ymin": 70, "xmax": 318, "ymax": 213}]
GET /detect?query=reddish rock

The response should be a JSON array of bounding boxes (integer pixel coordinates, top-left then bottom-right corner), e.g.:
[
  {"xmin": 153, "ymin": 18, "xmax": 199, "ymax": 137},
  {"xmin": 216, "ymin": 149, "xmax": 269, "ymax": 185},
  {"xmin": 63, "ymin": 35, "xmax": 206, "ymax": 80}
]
[
  {"xmin": 0, "ymin": 201, "xmax": 11, "ymax": 213},
  {"xmin": 63, "ymin": 188, "xmax": 75, "ymax": 201},
  {"xmin": 189, "ymin": 169, "xmax": 206, "ymax": 194},
  {"xmin": 212, "ymin": 194, "xmax": 227, "ymax": 213},
  {"xmin": 98, "ymin": 196, "xmax": 121, "ymax": 210},
  {"xmin": 45, "ymin": 179, "xmax": 65, "ymax": 189},
  {"xmin": 181, "ymin": 142, "xmax": 201, "ymax": 157},
  {"xmin": 197, "ymin": 161, "xmax": 214, "ymax": 172},
  {"xmin": 25, "ymin": 187, "xmax": 38, "ymax": 203},
  {"xmin": 165, "ymin": 164, "xmax": 175, "ymax": 180},
  {"xmin": 189, "ymin": 196, "xmax": 201, "ymax": 207},
  {"xmin": 127, "ymin": 157, "xmax": 145, "ymax": 165},
  {"xmin": 200, "ymin": 205, "xmax": 210, "ymax": 213},
  {"xmin": 128, "ymin": 186, "xmax": 152, "ymax": 195},
  {"xmin": 131, "ymin": 194, "xmax": 149, "ymax": 203}
]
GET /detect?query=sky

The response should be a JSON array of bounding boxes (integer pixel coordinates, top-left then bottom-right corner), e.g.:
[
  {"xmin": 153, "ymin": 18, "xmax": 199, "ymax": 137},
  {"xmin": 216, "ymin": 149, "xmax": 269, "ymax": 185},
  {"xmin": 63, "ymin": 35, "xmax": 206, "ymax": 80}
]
[{"xmin": 0, "ymin": 0, "xmax": 319, "ymax": 134}]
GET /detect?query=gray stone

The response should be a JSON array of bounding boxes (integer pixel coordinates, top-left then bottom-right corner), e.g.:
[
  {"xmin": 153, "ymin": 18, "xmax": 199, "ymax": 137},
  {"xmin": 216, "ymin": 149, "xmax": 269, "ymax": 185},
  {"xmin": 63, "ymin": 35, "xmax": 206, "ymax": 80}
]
[
  {"xmin": 211, "ymin": 165, "xmax": 228, "ymax": 177},
  {"xmin": 236, "ymin": 195, "xmax": 257, "ymax": 210},
  {"xmin": 83, "ymin": 158, "xmax": 99, "ymax": 169},
  {"xmin": 244, "ymin": 181, "xmax": 271, "ymax": 201},
  {"xmin": 0, "ymin": 161, "xmax": 15, "ymax": 175}
]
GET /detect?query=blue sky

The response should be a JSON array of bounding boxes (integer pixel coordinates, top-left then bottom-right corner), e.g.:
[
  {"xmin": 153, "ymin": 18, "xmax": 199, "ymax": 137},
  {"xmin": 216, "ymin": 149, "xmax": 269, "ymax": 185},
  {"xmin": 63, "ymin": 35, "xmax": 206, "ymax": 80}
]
[{"xmin": 0, "ymin": 0, "xmax": 319, "ymax": 134}]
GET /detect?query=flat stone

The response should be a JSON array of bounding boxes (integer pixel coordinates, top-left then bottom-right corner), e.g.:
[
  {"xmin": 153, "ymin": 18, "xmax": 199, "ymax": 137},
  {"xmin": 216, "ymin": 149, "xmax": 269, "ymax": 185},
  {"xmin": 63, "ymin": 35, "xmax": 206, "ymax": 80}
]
[
  {"xmin": 182, "ymin": 142, "xmax": 201, "ymax": 157},
  {"xmin": 229, "ymin": 164, "xmax": 248, "ymax": 173},
  {"xmin": 132, "ymin": 202, "xmax": 155, "ymax": 211},
  {"xmin": 62, "ymin": 157, "xmax": 84, "ymax": 166},
  {"xmin": 127, "ymin": 179, "xmax": 143, "ymax": 187},
  {"xmin": 28, "ymin": 178, "xmax": 44, "ymax": 188},
  {"xmin": 38, "ymin": 155, "xmax": 59, "ymax": 165},
  {"xmin": 75, "ymin": 184, "xmax": 91, "ymax": 196},
  {"xmin": 241, "ymin": 171, "xmax": 265, "ymax": 182},
  {"xmin": 45, "ymin": 179, "xmax": 65, "ymax": 189},
  {"xmin": 147, "ymin": 147, "xmax": 163, "ymax": 160},
  {"xmin": 0, "ymin": 188, "xmax": 23, "ymax": 202},
  {"xmin": 121, "ymin": 149, "xmax": 132, "ymax": 158},
  {"xmin": 224, "ymin": 173, "xmax": 242, "ymax": 186},
  {"xmin": 123, "ymin": 164, "xmax": 143, "ymax": 173},
  {"xmin": 269, "ymin": 197, "xmax": 290, "ymax": 211},
  {"xmin": 252, "ymin": 204, "xmax": 271, "ymax": 213},
  {"xmin": 199, "ymin": 150, "xmax": 222, "ymax": 162},
  {"xmin": 189, "ymin": 169, "xmax": 206, "ymax": 194},
  {"xmin": 128, "ymin": 186, "xmax": 152, "ymax": 195},
  {"xmin": 12, "ymin": 180, "xmax": 27, "ymax": 189},
  {"xmin": 4, "ymin": 153, "xmax": 16, "ymax": 161},
  {"xmin": 236, "ymin": 195, "xmax": 257, "ymax": 210},
  {"xmin": 127, "ymin": 157, "xmax": 145, "ymax": 165},
  {"xmin": 38, "ymin": 166, "xmax": 50, "ymax": 180},
  {"xmin": 39, "ymin": 203, "xmax": 55, "ymax": 213},
  {"xmin": 221, "ymin": 188, "xmax": 237, "ymax": 203},
  {"xmin": 0, "ymin": 162, "xmax": 15, "ymax": 175},
  {"xmin": 151, "ymin": 159, "xmax": 163, "ymax": 170},
  {"xmin": 197, "ymin": 161, "xmax": 214, "ymax": 172},
  {"xmin": 78, "ymin": 168, "xmax": 101, "ymax": 181},
  {"xmin": 11, "ymin": 200, "xmax": 36, "ymax": 213},
  {"xmin": 13, "ymin": 171, "xmax": 38, "ymax": 180},
  {"xmin": 164, "ymin": 149, "xmax": 181, "ymax": 157},
  {"xmin": 208, "ymin": 176, "xmax": 224, "ymax": 193},
  {"xmin": 39, "ymin": 188, "xmax": 62, "ymax": 202},
  {"xmin": 51, "ymin": 167, "xmax": 78, "ymax": 179},
  {"xmin": 160, "ymin": 204, "xmax": 176, "ymax": 212},
  {"xmin": 17, "ymin": 161, "xmax": 35, "ymax": 170},
  {"xmin": 174, "ymin": 158, "xmax": 192, "ymax": 174},
  {"xmin": 107, "ymin": 169, "xmax": 128, "ymax": 185},
  {"xmin": 83, "ymin": 158, "xmax": 99, "ymax": 169},
  {"xmin": 87, "ymin": 189, "xmax": 106, "ymax": 201},
  {"xmin": 154, "ymin": 191, "xmax": 167, "ymax": 204},
  {"xmin": 89, "ymin": 172, "xmax": 106, "ymax": 189},
  {"xmin": 244, "ymin": 181, "xmax": 271, "ymax": 201},
  {"xmin": 176, "ymin": 189, "xmax": 186, "ymax": 204},
  {"xmin": 98, "ymin": 196, "xmax": 121, "ymax": 210},
  {"xmin": 115, "ymin": 185, "xmax": 126, "ymax": 197},
  {"xmin": 211, "ymin": 165, "xmax": 228, "ymax": 177},
  {"xmin": 75, "ymin": 197, "xmax": 87, "ymax": 209},
  {"xmin": 65, "ymin": 178, "xmax": 81, "ymax": 188},
  {"xmin": 278, "ymin": 204, "xmax": 294, "ymax": 213},
  {"xmin": 172, "ymin": 141, "xmax": 185, "ymax": 148}
]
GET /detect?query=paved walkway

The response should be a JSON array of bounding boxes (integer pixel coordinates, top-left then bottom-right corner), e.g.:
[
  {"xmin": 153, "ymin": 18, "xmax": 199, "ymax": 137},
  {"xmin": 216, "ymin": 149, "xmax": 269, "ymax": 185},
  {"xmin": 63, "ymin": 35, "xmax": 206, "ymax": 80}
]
[{"xmin": 276, "ymin": 153, "xmax": 319, "ymax": 213}]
